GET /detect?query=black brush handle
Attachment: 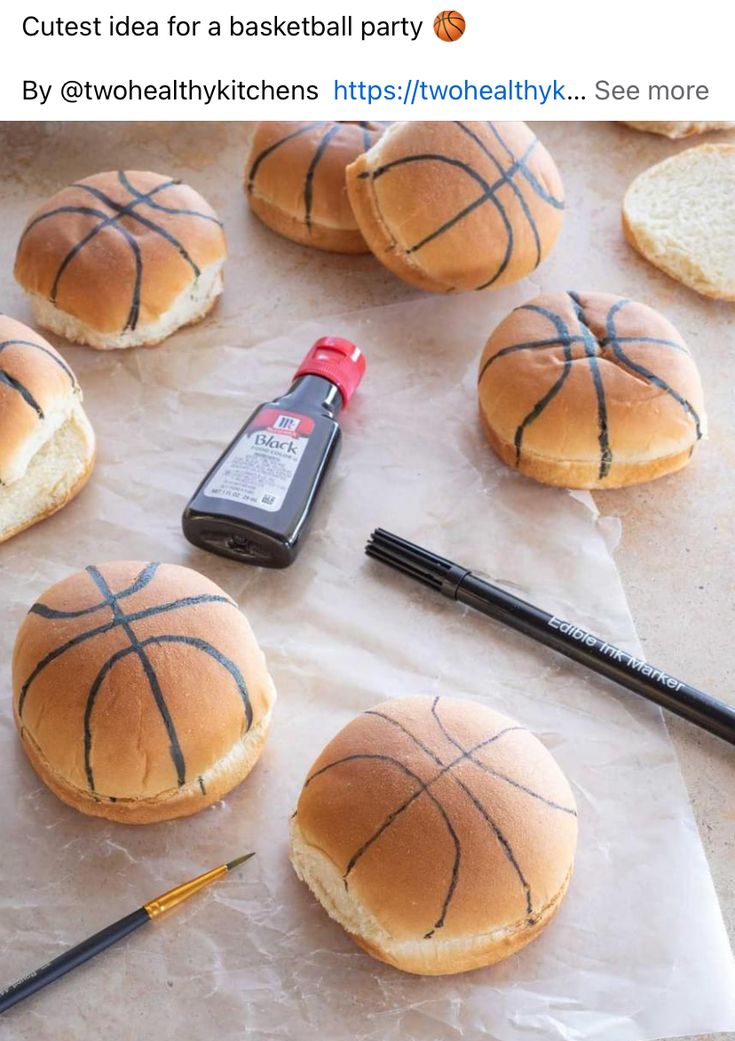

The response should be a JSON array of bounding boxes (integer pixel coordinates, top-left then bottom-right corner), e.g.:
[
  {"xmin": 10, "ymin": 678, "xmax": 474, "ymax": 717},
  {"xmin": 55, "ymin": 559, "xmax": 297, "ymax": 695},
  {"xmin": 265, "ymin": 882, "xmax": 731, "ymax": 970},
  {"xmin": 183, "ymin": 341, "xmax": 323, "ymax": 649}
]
[
  {"xmin": 457, "ymin": 573, "xmax": 735, "ymax": 745},
  {"xmin": 0, "ymin": 907, "xmax": 149, "ymax": 1014}
]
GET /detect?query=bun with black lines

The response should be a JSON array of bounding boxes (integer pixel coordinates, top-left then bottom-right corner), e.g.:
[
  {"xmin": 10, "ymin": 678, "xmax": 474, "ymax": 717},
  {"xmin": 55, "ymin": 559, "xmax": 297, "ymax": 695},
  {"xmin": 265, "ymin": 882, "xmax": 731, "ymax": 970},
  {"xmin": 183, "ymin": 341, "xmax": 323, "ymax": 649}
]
[
  {"xmin": 14, "ymin": 171, "xmax": 226, "ymax": 350},
  {"xmin": 290, "ymin": 695, "xmax": 577, "ymax": 975},
  {"xmin": 345, "ymin": 121, "xmax": 564, "ymax": 293},
  {"xmin": 0, "ymin": 315, "xmax": 94, "ymax": 543},
  {"xmin": 13, "ymin": 561, "xmax": 276, "ymax": 824},
  {"xmin": 478, "ymin": 290, "xmax": 706, "ymax": 489},
  {"xmin": 245, "ymin": 121, "xmax": 386, "ymax": 253}
]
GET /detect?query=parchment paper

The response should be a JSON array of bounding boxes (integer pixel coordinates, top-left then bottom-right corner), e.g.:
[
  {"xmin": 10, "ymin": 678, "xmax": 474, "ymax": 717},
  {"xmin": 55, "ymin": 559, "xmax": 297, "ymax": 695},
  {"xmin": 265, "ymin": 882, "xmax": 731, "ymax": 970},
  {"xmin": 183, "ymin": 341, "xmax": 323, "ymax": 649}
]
[{"xmin": 1, "ymin": 292, "xmax": 734, "ymax": 1041}]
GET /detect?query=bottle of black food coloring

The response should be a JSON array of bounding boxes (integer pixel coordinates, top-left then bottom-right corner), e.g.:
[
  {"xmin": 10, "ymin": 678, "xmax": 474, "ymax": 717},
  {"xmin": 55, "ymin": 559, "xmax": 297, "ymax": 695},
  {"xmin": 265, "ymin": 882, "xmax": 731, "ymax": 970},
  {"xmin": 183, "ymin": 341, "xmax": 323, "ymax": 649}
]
[{"xmin": 182, "ymin": 337, "xmax": 365, "ymax": 567}]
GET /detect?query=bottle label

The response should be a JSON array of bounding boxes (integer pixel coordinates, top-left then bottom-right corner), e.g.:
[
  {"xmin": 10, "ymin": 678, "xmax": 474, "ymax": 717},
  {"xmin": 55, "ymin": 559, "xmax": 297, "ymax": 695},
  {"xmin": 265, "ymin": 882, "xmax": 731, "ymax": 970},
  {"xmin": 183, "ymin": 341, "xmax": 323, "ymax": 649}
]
[{"xmin": 203, "ymin": 408, "xmax": 314, "ymax": 512}]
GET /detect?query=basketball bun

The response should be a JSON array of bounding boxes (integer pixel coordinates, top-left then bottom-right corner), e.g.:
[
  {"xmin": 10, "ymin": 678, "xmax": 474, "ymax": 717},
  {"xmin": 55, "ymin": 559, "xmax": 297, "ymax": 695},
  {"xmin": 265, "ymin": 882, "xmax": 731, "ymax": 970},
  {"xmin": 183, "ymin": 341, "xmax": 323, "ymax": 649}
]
[
  {"xmin": 345, "ymin": 121, "xmax": 564, "ymax": 293},
  {"xmin": 477, "ymin": 290, "xmax": 705, "ymax": 489},
  {"xmin": 13, "ymin": 562, "xmax": 276, "ymax": 824},
  {"xmin": 290, "ymin": 695, "xmax": 577, "ymax": 975},
  {"xmin": 0, "ymin": 315, "xmax": 95, "ymax": 543},
  {"xmin": 245, "ymin": 122, "xmax": 385, "ymax": 253},
  {"xmin": 14, "ymin": 171, "xmax": 227, "ymax": 349}
]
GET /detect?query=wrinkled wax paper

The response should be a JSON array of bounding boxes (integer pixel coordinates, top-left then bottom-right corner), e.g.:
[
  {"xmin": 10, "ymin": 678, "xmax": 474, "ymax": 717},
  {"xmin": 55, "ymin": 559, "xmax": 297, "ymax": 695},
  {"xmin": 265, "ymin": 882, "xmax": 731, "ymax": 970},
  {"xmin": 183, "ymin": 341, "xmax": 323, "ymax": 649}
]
[{"xmin": 1, "ymin": 293, "xmax": 734, "ymax": 1041}]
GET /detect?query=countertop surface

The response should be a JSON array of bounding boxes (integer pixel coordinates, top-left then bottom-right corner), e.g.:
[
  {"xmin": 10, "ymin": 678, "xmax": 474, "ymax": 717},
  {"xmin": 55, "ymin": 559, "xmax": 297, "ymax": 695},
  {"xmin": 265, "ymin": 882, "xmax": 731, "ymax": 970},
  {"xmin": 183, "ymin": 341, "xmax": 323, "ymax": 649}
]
[{"xmin": 0, "ymin": 119, "xmax": 732, "ymax": 1041}]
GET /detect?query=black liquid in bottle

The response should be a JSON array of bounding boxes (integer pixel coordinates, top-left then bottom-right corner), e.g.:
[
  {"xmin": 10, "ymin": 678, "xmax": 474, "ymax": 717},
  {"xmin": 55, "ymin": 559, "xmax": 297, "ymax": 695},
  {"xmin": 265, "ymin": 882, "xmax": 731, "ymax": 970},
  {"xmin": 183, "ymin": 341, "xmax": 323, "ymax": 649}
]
[{"xmin": 182, "ymin": 337, "xmax": 365, "ymax": 568}]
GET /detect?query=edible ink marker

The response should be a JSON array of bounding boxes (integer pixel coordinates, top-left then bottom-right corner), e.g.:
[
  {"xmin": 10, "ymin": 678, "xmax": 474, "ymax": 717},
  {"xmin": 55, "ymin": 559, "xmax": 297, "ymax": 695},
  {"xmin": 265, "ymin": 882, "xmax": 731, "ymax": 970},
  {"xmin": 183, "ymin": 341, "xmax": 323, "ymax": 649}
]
[{"xmin": 182, "ymin": 337, "xmax": 365, "ymax": 567}]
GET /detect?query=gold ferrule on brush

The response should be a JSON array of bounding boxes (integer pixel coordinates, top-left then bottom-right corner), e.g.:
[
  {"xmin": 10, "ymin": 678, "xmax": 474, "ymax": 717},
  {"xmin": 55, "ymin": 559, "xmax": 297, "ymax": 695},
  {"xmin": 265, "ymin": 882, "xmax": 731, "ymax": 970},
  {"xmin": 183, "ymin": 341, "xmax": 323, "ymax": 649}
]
[{"xmin": 144, "ymin": 864, "xmax": 228, "ymax": 919}]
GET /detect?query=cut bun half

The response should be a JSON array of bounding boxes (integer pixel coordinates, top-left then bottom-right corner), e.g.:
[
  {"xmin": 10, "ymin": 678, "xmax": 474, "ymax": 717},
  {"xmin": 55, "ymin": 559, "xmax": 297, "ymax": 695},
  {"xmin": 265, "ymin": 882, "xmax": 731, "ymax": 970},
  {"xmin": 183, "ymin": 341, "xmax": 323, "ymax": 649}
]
[
  {"xmin": 623, "ymin": 143, "xmax": 735, "ymax": 299},
  {"xmin": 0, "ymin": 315, "xmax": 95, "ymax": 542}
]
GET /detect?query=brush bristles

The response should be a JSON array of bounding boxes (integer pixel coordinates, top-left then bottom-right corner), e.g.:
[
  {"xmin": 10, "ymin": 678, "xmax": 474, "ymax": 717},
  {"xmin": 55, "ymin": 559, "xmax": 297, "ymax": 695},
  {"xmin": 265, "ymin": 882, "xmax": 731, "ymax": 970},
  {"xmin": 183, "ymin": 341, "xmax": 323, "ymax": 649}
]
[{"xmin": 226, "ymin": 852, "xmax": 255, "ymax": 871}]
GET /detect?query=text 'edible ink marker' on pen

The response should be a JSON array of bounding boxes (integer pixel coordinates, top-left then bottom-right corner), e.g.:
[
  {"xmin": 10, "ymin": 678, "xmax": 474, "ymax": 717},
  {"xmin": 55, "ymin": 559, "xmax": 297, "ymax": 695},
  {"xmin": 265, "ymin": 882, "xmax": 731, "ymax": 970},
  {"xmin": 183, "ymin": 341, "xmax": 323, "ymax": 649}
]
[{"xmin": 182, "ymin": 337, "xmax": 366, "ymax": 568}]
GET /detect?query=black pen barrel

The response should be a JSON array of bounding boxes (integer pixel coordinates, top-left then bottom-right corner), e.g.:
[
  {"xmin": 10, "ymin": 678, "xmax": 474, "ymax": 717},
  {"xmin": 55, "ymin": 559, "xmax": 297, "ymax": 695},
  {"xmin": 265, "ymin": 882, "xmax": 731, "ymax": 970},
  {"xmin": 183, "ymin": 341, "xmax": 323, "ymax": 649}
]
[
  {"xmin": 456, "ymin": 573, "xmax": 735, "ymax": 746},
  {"xmin": 0, "ymin": 907, "xmax": 149, "ymax": 1014}
]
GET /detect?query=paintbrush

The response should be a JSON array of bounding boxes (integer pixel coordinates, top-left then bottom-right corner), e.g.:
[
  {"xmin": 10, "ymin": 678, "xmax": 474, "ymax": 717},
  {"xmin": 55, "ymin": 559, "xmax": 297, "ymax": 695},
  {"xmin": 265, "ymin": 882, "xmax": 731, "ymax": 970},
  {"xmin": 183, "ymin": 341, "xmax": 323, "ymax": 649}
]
[{"xmin": 0, "ymin": 853, "xmax": 255, "ymax": 1015}]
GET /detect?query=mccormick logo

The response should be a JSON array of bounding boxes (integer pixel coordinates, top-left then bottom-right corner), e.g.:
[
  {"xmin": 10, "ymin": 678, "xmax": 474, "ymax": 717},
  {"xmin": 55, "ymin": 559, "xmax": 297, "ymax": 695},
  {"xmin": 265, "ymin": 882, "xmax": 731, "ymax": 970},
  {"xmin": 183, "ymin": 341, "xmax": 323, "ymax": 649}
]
[{"xmin": 272, "ymin": 414, "xmax": 300, "ymax": 434}]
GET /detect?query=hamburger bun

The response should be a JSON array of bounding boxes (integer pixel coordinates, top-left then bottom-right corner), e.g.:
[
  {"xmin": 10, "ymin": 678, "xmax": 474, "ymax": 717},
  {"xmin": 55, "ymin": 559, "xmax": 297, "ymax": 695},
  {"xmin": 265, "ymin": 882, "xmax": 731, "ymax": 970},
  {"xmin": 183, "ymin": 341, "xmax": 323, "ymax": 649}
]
[
  {"xmin": 477, "ymin": 290, "xmax": 705, "ymax": 489},
  {"xmin": 245, "ymin": 121, "xmax": 386, "ymax": 253},
  {"xmin": 620, "ymin": 121, "xmax": 735, "ymax": 139},
  {"xmin": 13, "ymin": 561, "xmax": 276, "ymax": 824},
  {"xmin": 623, "ymin": 144, "xmax": 735, "ymax": 299},
  {"xmin": 345, "ymin": 121, "xmax": 564, "ymax": 293},
  {"xmin": 0, "ymin": 315, "xmax": 94, "ymax": 542},
  {"xmin": 290, "ymin": 695, "xmax": 577, "ymax": 975},
  {"xmin": 14, "ymin": 171, "xmax": 227, "ymax": 349}
]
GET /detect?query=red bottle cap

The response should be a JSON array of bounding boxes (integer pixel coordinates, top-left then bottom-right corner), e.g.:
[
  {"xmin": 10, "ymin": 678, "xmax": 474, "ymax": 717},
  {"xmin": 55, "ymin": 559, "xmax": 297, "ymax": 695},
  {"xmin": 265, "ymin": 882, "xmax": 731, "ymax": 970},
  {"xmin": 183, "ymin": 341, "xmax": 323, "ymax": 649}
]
[{"xmin": 293, "ymin": 337, "xmax": 366, "ymax": 407}]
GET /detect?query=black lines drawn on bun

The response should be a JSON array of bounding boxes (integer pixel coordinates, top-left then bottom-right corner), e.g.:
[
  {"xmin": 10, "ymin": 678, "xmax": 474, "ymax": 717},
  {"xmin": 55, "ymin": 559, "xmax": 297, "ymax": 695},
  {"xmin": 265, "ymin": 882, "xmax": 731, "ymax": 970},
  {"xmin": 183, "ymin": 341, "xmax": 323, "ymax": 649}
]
[
  {"xmin": 478, "ymin": 290, "xmax": 706, "ymax": 489},
  {"xmin": 0, "ymin": 333, "xmax": 78, "ymax": 422},
  {"xmin": 14, "ymin": 171, "xmax": 227, "ymax": 349},
  {"xmin": 18, "ymin": 562, "xmax": 251, "ymax": 795},
  {"xmin": 346, "ymin": 121, "xmax": 565, "ymax": 293},
  {"xmin": 301, "ymin": 696, "xmax": 576, "ymax": 940},
  {"xmin": 245, "ymin": 121, "xmax": 387, "ymax": 252},
  {"xmin": 18, "ymin": 172, "xmax": 222, "ymax": 333}
]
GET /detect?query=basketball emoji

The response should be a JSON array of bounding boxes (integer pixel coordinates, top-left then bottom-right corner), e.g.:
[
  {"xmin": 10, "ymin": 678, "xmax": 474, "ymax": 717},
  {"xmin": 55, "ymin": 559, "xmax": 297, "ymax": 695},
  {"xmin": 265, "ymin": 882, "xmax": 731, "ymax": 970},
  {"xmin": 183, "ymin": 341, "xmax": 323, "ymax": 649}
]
[{"xmin": 433, "ymin": 10, "xmax": 465, "ymax": 41}]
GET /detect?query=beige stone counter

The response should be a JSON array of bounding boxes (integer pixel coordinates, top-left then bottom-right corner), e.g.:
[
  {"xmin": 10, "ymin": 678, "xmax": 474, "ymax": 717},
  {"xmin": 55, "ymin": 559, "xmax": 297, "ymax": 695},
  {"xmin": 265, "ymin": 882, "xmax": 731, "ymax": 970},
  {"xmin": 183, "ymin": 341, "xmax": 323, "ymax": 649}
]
[{"xmin": 0, "ymin": 120, "xmax": 732, "ymax": 1041}]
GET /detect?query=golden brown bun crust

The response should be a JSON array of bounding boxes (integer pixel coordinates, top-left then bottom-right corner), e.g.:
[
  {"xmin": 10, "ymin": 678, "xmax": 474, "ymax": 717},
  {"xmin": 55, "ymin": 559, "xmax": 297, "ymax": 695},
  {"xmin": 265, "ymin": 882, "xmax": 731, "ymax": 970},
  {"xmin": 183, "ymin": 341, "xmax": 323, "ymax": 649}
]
[
  {"xmin": 478, "ymin": 290, "xmax": 706, "ymax": 489},
  {"xmin": 0, "ymin": 315, "xmax": 81, "ymax": 484},
  {"xmin": 18, "ymin": 708, "xmax": 272, "ymax": 825},
  {"xmin": 346, "ymin": 121, "xmax": 564, "ymax": 292},
  {"xmin": 13, "ymin": 562, "xmax": 276, "ymax": 823},
  {"xmin": 14, "ymin": 171, "xmax": 226, "ymax": 336},
  {"xmin": 292, "ymin": 696, "xmax": 577, "ymax": 974},
  {"xmin": 245, "ymin": 121, "xmax": 385, "ymax": 253}
]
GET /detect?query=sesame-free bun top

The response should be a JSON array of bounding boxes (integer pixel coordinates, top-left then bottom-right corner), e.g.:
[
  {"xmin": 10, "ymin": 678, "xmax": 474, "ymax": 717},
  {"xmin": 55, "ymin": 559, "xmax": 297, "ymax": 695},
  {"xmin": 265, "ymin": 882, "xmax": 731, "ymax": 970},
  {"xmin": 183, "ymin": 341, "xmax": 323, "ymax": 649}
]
[
  {"xmin": 290, "ymin": 695, "xmax": 577, "ymax": 975},
  {"xmin": 477, "ymin": 290, "xmax": 706, "ymax": 489},
  {"xmin": 346, "ymin": 121, "xmax": 565, "ymax": 292},
  {"xmin": 14, "ymin": 171, "xmax": 226, "ymax": 349},
  {"xmin": 13, "ymin": 561, "xmax": 276, "ymax": 824},
  {"xmin": 245, "ymin": 121, "xmax": 386, "ymax": 253}
]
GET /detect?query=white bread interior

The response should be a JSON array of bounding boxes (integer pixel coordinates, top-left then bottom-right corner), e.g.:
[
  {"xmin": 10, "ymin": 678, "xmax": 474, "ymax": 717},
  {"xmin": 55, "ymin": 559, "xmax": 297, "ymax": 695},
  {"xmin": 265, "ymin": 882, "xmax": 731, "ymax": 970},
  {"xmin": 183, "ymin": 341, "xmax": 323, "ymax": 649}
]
[
  {"xmin": 29, "ymin": 259, "xmax": 224, "ymax": 350},
  {"xmin": 0, "ymin": 403, "xmax": 95, "ymax": 542},
  {"xmin": 3, "ymin": 389, "xmax": 77, "ymax": 486},
  {"xmin": 623, "ymin": 144, "xmax": 735, "ymax": 299}
]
